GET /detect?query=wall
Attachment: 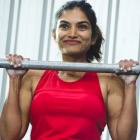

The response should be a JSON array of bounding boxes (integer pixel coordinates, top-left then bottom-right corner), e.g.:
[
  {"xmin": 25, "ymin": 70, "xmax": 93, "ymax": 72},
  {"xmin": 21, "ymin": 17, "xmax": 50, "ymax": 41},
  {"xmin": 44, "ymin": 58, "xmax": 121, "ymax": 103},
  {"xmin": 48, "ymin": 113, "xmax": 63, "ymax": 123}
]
[{"xmin": 0, "ymin": 0, "xmax": 140, "ymax": 139}]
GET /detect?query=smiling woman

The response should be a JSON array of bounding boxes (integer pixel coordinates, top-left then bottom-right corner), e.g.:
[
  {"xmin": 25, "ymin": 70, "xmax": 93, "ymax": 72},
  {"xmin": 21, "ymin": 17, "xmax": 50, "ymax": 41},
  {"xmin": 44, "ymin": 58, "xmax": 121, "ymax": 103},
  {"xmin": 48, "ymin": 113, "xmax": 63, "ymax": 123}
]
[
  {"xmin": 53, "ymin": 2, "xmax": 103, "ymax": 63},
  {"xmin": 0, "ymin": 0, "xmax": 139, "ymax": 140},
  {"xmin": 53, "ymin": 8, "xmax": 97, "ymax": 58}
]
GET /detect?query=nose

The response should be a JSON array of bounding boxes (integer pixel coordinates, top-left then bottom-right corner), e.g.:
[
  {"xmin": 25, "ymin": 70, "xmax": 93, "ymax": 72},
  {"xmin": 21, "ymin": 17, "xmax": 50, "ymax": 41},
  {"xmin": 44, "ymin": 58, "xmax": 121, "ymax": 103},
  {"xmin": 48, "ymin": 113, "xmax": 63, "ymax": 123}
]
[{"xmin": 68, "ymin": 26, "xmax": 78, "ymax": 39}]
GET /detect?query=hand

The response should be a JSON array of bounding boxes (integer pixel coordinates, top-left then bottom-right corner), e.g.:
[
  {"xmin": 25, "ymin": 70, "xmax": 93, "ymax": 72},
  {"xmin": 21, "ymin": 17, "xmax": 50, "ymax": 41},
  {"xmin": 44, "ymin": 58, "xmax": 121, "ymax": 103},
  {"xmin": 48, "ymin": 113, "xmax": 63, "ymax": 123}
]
[
  {"xmin": 5, "ymin": 54, "xmax": 30, "ymax": 78},
  {"xmin": 118, "ymin": 59, "xmax": 139, "ymax": 84}
]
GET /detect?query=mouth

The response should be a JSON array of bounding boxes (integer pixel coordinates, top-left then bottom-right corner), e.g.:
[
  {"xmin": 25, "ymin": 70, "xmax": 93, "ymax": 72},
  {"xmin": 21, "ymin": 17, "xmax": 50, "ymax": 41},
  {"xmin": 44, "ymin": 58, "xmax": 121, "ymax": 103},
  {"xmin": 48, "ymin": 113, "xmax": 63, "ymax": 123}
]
[{"xmin": 63, "ymin": 40, "xmax": 81, "ymax": 45}]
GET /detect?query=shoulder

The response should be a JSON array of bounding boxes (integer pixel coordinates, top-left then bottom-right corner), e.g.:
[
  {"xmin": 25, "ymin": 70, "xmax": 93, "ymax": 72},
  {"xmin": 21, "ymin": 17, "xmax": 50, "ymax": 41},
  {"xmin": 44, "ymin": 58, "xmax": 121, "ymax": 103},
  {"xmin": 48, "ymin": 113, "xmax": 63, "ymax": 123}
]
[
  {"xmin": 97, "ymin": 73, "xmax": 124, "ymax": 95},
  {"xmin": 26, "ymin": 69, "xmax": 45, "ymax": 77},
  {"xmin": 23, "ymin": 70, "xmax": 45, "ymax": 80},
  {"xmin": 20, "ymin": 70, "xmax": 46, "ymax": 95},
  {"xmin": 98, "ymin": 72, "xmax": 118, "ymax": 78},
  {"xmin": 98, "ymin": 73, "xmax": 123, "ymax": 84},
  {"xmin": 21, "ymin": 70, "xmax": 45, "ymax": 86}
]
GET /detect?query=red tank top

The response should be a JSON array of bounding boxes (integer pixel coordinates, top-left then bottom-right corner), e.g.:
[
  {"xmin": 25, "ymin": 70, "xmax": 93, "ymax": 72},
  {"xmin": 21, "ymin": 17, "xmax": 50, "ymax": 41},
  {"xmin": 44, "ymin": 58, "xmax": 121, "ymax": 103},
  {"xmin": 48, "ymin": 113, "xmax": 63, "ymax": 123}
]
[{"xmin": 30, "ymin": 70, "xmax": 107, "ymax": 140}]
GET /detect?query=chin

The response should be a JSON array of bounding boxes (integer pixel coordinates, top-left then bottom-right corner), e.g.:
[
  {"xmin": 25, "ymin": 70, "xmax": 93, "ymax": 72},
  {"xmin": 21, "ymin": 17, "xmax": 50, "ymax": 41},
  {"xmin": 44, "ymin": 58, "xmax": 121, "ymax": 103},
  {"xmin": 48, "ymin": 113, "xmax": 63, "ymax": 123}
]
[{"xmin": 64, "ymin": 51, "xmax": 85, "ymax": 56}]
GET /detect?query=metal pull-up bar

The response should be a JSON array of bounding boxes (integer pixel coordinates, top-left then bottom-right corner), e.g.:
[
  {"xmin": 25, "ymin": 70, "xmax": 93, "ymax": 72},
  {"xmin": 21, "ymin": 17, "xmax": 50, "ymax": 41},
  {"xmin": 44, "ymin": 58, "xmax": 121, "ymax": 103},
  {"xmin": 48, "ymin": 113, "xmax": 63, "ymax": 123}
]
[{"xmin": 0, "ymin": 59, "xmax": 140, "ymax": 74}]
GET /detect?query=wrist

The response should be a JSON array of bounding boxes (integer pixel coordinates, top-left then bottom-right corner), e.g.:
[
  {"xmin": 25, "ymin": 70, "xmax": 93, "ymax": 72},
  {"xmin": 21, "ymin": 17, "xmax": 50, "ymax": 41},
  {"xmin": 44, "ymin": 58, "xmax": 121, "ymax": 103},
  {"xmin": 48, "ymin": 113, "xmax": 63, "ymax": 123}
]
[
  {"xmin": 10, "ymin": 76, "xmax": 23, "ymax": 82},
  {"xmin": 124, "ymin": 82, "xmax": 136, "ymax": 87},
  {"xmin": 124, "ymin": 82, "xmax": 136, "ymax": 96}
]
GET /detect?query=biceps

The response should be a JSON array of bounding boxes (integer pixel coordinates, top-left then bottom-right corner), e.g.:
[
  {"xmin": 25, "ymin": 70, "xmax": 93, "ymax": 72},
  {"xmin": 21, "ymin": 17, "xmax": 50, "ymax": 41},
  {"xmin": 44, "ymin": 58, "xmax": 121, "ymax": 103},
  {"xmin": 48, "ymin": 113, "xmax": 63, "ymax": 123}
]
[
  {"xmin": 107, "ymin": 92, "xmax": 123, "ymax": 138},
  {"xmin": 19, "ymin": 85, "xmax": 32, "ymax": 138}
]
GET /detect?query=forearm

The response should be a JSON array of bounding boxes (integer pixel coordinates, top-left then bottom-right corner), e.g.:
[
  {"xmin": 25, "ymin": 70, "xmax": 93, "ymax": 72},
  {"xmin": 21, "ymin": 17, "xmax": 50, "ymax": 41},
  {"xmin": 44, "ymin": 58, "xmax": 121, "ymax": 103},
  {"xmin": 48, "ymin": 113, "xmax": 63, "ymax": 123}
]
[
  {"xmin": 117, "ymin": 83, "xmax": 137, "ymax": 140},
  {"xmin": 0, "ymin": 78, "xmax": 22, "ymax": 139}
]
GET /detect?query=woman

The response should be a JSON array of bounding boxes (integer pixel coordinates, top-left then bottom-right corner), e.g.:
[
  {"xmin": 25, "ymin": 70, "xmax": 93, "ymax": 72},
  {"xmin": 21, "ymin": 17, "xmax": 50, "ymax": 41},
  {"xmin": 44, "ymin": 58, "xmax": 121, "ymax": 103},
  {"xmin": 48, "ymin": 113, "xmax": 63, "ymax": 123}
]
[{"xmin": 0, "ymin": 0, "xmax": 139, "ymax": 140}]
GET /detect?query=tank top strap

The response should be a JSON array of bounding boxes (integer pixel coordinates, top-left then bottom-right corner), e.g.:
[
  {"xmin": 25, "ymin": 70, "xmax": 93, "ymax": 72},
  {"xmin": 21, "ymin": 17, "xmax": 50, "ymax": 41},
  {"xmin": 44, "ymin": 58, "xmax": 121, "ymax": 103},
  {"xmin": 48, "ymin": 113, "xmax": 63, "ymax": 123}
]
[{"xmin": 34, "ymin": 70, "xmax": 54, "ymax": 96}]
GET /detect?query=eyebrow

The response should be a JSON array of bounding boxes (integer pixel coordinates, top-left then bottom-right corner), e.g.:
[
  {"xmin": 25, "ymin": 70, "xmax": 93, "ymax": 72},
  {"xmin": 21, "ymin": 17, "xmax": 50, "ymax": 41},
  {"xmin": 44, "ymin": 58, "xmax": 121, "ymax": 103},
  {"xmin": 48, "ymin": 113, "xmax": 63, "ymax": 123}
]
[{"xmin": 60, "ymin": 20, "xmax": 90, "ymax": 25}]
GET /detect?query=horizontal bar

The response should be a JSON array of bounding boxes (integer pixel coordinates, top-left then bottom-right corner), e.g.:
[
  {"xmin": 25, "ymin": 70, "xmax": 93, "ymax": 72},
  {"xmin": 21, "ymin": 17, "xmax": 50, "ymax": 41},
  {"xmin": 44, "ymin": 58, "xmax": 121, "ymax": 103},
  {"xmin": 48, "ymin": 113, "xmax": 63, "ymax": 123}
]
[{"xmin": 0, "ymin": 59, "xmax": 140, "ymax": 74}]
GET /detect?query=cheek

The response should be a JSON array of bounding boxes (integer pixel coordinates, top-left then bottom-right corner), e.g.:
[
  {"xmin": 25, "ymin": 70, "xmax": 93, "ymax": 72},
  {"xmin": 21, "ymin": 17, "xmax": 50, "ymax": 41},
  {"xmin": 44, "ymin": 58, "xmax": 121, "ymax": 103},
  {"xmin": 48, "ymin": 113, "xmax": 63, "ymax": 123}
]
[
  {"xmin": 81, "ymin": 31, "xmax": 92, "ymax": 41},
  {"xmin": 83, "ymin": 36, "xmax": 93, "ymax": 46},
  {"xmin": 55, "ymin": 32, "xmax": 65, "ymax": 43}
]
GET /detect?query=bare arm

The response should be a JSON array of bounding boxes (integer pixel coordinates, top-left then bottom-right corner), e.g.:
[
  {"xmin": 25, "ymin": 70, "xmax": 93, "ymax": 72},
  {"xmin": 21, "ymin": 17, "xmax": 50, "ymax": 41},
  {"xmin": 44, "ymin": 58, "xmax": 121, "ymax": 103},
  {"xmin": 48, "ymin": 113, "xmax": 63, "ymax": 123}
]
[
  {"xmin": 0, "ymin": 76, "xmax": 23, "ymax": 139},
  {"xmin": 117, "ymin": 83, "xmax": 137, "ymax": 139},
  {"xmin": 107, "ymin": 60, "xmax": 139, "ymax": 140},
  {"xmin": 107, "ymin": 76, "xmax": 137, "ymax": 140},
  {"xmin": 0, "ymin": 54, "xmax": 32, "ymax": 140}
]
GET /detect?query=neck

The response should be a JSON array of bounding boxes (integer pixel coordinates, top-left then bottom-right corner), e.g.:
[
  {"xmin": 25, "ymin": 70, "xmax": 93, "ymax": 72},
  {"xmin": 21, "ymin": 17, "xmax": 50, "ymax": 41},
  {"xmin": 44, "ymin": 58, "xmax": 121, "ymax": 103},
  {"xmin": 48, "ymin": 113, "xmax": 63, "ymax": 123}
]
[
  {"xmin": 57, "ymin": 70, "xmax": 86, "ymax": 82},
  {"xmin": 62, "ymin": 54, "xmax": 87, "ymax": 63},
  {"xmin": 58, "ymin": 54, "xmax": 87, "ymax": 75}
]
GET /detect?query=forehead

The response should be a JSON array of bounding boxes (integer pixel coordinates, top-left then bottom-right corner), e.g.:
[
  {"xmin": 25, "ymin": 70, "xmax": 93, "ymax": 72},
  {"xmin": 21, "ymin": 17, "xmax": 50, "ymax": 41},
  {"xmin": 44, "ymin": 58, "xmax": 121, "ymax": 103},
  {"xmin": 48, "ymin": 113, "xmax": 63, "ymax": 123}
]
[{"xmin": 58, "ymin": 8, "xmax": 90, "ymax": 23}]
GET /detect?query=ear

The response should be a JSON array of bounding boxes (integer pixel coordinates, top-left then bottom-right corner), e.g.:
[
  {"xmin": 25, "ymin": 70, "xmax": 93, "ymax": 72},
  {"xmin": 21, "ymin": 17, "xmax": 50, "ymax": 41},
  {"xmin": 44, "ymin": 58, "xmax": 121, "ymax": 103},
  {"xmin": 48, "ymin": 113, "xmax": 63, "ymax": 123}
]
[
  {"xmin": 52, "ymin": 32, "xmax": 57, "ymax": 42},
  {"xmin": 91, "ymin": 35, "xmax": 98, "ymax": 45}
]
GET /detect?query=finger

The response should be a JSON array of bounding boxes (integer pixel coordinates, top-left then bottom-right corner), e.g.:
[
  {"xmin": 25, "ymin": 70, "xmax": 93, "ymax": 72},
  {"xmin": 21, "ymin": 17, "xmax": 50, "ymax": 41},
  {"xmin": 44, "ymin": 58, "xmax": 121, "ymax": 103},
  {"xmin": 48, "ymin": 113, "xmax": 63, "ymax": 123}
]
[
  {"xmin": 12, "ymin": 54, "xmax": 19, "ymax": 67},
  {"xmin": 125, "ymin": 59, "xmax": 132, "ymax": 71},
  {"xmin": 129, "ymin": 59, "xmax": 135, "ymax": 66},
  {"xmin": 5, "ymin": 54, "xmax": 10, "ymax": 60},
  {"xmin": 119, "ymin": 59, "xmax": 132, "ymax": 72},
  {"xmin": 124, "ymin": 59, "xmax": 139, "ymax": 71},
  {"xmin": 118, "ymin": 60, "xmax": 123, "ymax": 70},
  {"xmin": 125, "ymin": 59, "xmax": 133, "ymax": 71},
  {"xmin": 129, "ymin": 59, "xmax": 139, "ymax": 68},
  {"xmin": 8, "ymin": 54, "xmax": 14, "ymax": 65},
  {"xmin": 119, "ymin": 59, "xmax": 127, "ymax": 71},
  {"xmin": 15, "ymin": 55, "xmax": 24, "ymax": 67}
]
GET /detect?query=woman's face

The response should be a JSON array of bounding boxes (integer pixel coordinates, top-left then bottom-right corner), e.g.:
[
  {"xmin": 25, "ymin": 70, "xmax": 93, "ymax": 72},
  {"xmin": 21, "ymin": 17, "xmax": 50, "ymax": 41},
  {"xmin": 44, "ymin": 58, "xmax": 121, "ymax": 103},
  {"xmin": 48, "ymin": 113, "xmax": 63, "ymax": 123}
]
[{"xmin": 53, "ymin": 8, "xmax": 95, "ymax": 57}]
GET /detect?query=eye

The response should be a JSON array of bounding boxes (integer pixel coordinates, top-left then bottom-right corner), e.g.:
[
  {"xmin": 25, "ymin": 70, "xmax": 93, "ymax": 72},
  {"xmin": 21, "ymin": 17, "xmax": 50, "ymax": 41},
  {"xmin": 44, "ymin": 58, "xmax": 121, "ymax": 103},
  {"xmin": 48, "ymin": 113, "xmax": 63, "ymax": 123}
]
[
  {"xmin": 59, "ymin": 24, "xmax": 69, "ymax": 30},
  {"xmin": 78, "ymin": 24, "xmax": 87, "ymax": 30}
]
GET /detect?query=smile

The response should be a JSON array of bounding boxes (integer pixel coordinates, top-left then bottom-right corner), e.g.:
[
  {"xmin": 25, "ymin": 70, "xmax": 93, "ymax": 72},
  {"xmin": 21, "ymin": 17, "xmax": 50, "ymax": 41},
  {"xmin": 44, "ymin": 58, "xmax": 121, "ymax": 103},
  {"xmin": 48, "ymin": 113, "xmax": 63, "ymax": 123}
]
[{"xmin": 63, "ymin": 40, "xmax": 81, "ymax": 45}]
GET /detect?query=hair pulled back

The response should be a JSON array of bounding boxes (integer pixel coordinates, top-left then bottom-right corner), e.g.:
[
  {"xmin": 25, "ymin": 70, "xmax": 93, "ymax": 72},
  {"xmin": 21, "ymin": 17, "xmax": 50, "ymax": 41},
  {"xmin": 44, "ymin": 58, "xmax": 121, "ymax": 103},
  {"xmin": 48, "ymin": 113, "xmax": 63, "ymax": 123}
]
[{"xmin": 53, "ymin": 0, "xmax": 104, "ymax": 62}]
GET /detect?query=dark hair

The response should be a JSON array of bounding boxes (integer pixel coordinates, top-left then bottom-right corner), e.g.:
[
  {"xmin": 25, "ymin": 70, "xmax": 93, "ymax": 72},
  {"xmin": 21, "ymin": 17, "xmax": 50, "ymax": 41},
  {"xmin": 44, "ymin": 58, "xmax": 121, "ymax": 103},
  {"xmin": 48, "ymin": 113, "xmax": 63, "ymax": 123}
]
[{"xmin": 53, "ymin": 0, "xmax": 104, "ymax": 62}]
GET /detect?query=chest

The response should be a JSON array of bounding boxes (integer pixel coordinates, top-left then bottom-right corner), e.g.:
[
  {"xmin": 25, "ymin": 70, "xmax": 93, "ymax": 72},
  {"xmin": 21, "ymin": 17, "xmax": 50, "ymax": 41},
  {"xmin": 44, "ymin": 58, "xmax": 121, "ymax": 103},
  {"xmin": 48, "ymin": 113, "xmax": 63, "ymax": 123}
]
[
  {"xmin": 30, "ymin": 90, "xmax": 107, "ymax": 133},
  {"xmin": 30, "ymin": 71, "xmax": 106, "ymax": 121},
  {"xmin": 31, "ymin": 72, "xmax": 108, "ymax": 107}
]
